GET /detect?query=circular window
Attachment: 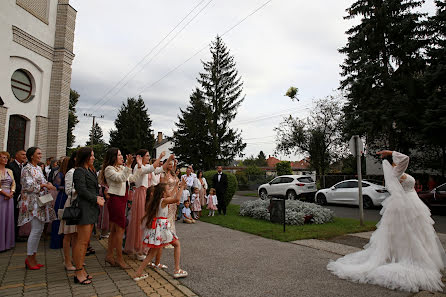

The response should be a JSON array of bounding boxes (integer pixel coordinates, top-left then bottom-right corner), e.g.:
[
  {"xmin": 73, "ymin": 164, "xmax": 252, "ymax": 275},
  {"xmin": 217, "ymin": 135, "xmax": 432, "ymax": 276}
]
[{"xmin": 11, "ymin": 69, "xmax": 33, "ymax": 102}]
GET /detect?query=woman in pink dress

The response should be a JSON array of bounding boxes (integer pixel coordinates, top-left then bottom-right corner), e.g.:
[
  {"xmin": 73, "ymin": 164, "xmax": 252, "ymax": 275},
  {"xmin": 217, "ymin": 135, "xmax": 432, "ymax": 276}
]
[
  {"xmin": 163, "ymin": 160, "xmax": 179, "ymax": 235},
  {"xmin": 124, "ymin": 150, "xmax": 165, "ymax": 260}
]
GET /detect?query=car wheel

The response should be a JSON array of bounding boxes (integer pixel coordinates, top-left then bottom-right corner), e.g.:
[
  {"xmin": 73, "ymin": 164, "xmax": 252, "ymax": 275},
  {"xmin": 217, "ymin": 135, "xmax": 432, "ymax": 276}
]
[
  {"xmin": 286, "ymin": 190, "xmax": 297, "ymax": 200},
  {"xmin": 363, "ymin": 196, "xmax": 374, "ymax": 209},
  {"xmin": 259, "ymin": 189, "xmax": 268, "ymax": 200},
  {"xmin": 316, "ymin": 193, "xmax": 327, "ymax": 205}
]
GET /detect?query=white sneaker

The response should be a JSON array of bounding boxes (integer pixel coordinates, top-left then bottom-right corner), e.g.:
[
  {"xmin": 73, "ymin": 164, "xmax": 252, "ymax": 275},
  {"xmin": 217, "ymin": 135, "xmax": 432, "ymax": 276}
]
[{"xmin": 136, "ymin": 254, "xmax": 146, "ymax": 261}]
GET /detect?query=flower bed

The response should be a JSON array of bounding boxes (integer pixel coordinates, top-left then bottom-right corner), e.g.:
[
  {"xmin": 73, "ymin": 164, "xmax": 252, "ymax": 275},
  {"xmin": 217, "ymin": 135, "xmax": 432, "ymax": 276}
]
[{"xmin": 239, "ymin": 199, "xmax": 334, "ymax": 225}]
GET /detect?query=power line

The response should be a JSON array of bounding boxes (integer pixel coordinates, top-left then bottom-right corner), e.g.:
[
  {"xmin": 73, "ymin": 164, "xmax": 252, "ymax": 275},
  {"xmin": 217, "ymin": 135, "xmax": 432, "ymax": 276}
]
[
  {"xmin": 87, "ymin": 0, "xmax": 211, "ymax": 113},
  {"xmin": 135, "ymin": 0, "xmax": 274, "ymax": 97},
  {"xmin": 93, "ymin": 0, "xmax": 216, "ymax": 114}
]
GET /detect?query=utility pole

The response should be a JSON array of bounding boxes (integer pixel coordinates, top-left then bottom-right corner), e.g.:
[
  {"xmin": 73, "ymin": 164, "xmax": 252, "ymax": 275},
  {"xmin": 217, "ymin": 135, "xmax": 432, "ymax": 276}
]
[
  {"xmin": 349, "ymin": 135, "xmax": 364, "ymax": 226},
  {"xmin": 84, "ymin": 113, "xmax": 104, "ymax": 146}
]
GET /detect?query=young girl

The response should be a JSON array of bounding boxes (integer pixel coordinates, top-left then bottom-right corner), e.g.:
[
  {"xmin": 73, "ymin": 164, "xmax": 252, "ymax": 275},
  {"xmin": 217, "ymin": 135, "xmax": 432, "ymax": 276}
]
[
  {"xmin": 206, "ymin": 188, "xmax": 218, "ymax": 216},
  {"xmin": 134, "ymin": 179, "xmax": 188, "ymax": 281},
  {"xmin": 191, "ymin": 187, "xmax": 201, "ymax": 219}
]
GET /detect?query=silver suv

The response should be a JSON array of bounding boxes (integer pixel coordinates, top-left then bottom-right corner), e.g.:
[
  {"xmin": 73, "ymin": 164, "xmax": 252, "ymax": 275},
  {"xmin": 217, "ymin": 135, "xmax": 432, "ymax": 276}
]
[{"xmin": 258, "ymin": 175, "xmax": 317, "ymax": 201}]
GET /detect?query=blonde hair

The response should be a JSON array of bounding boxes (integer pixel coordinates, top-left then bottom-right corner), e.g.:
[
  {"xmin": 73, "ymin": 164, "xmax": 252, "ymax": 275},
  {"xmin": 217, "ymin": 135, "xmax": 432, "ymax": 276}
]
[
  {"xmin": 0, "ymin": 151, "xmax": 10, "ymax": 160},
  {"xmin": 209, "ymin": 188, "xmax": 216, "ymax": 195}
]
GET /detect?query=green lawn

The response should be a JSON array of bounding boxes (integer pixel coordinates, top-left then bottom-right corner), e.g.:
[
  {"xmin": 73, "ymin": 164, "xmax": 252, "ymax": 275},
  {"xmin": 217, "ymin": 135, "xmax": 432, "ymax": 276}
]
[
  {"xmin": 239, "ymin": 193, "xmax": 259, "ymax": 197},
  {"xmin": 199, "ymin": 204, "xmax": 377, "ymax": 242}
]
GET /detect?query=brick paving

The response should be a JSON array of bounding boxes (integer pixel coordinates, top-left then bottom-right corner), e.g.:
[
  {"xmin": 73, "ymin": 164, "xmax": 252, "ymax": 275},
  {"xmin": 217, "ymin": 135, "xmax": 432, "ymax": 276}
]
[{"xmin": 0, "ymin": 236, "xmax": 197, "ymax": 297}]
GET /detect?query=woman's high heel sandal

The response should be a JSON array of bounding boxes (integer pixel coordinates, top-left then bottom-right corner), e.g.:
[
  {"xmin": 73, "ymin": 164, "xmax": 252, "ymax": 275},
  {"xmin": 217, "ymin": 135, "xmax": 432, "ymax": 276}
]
[{"xmin": 25, "ymin": 259, "xmax": 40, "ymax": 270}]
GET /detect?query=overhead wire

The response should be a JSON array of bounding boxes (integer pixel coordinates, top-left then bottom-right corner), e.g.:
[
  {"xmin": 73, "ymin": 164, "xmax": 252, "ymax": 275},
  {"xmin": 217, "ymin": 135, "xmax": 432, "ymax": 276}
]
[{"xmin": 87, "ymin": 0, "xmax": 211, "ymax": 113}]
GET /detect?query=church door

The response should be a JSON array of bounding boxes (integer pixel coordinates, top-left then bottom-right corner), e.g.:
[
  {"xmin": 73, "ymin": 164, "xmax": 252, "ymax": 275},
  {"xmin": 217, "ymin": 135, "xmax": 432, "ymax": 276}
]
[{"xmin": 7, "ymin": 115, "xmax": 27, "ymax": 155}]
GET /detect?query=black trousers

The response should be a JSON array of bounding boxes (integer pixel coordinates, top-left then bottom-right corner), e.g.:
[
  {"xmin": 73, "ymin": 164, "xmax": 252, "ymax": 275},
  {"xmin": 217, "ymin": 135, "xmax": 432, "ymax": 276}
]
[{"xmin": 217, "ymin": 191, "xmax": 226, "ymax": 215}]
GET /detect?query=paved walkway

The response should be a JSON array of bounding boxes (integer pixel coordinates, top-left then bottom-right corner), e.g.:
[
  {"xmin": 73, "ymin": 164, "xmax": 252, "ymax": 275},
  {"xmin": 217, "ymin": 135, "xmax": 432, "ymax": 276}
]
[{"xmin": 0, "ymin": 235, "xmax": 197, "ymax": 297}]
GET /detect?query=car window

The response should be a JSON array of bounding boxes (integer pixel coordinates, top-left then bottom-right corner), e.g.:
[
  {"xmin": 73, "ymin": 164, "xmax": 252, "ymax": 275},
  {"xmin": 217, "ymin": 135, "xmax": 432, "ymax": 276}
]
[
  {"xmin": 362, "ymin": 182, "xmax": 370, "ymax": 187},
  {"xmin": 270, "ymin": 178, "xmax": 281, "ymax": 185},
  {"xmin": 346, "ymin": 181, "xmax": 358, "ymax": 188},
  {"xmin": 297, "ymin": 177, "xmax": 314, "ymax": 183},
  {"xmin": 334, "ymin": 182, "xmax": 349, "ymax": 189},
  {"xmin": 281, "ymin": 177, "xmax": 294, "ymax": 184}
]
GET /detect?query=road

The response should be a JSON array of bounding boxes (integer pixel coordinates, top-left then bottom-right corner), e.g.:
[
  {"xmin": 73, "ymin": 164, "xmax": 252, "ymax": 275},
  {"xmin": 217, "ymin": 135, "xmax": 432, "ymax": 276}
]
[{"xmin": 231, "ymin": 194, "xmax": 446, "ymax": 233}]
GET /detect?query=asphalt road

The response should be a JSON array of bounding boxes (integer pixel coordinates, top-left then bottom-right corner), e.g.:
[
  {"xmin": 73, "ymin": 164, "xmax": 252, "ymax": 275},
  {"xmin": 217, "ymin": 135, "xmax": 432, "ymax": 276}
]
[
  {"xmin": 163, "ymin": 221, "xmax": 408, "ymax": 297},
  {"xmin": 231, "ymin": 194, "xmax": 446, "ymax": 234}
]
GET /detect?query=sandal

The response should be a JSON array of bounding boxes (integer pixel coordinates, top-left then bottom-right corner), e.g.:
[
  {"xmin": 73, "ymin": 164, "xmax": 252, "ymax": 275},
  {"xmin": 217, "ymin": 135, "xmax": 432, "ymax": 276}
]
[
  {"xmin": 173, "ymin": 269, "xmax": 188, "ymax": 279},
  {"xmin": 74, "ymin": 276, "xmax": 92, "ymax": 285},
  {"xmin": 86, "ymin": 246, "xmax": 96, "ymax": 256},
  {"xmin": 155, "ymin": 263, "xmax": 168, "ymax": 270},
  {"xmin": 64, "ymin": 265, "xmax": 76, "ymax": 271},
  {"xmin": 133, "ymin": 273, "xmax": 149, "ymax": 281}
]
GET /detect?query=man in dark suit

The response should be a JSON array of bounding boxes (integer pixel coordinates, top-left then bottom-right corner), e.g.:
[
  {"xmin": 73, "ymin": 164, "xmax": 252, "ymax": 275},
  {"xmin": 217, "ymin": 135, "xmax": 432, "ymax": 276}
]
[
  {"xmin": 6, "ymin": 149, "xmax": 27, "ymax": 241},
  {"xmin": 212, "ymin": 166, "xmax": 228, "ymax": 215}
]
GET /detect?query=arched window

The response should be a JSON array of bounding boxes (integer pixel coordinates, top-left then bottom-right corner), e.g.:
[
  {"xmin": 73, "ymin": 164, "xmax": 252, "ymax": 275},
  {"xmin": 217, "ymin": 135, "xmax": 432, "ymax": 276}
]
[{"xmin": 11, "ymin": 69, "xmax": 33, "ymax": 102}]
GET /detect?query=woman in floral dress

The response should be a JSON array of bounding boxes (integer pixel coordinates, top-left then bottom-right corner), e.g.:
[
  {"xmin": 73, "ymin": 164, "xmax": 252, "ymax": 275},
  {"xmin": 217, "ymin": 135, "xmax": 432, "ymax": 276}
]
[{"xmin": 18, "ymin": 147, "xmax": 57, "ymax": 270}]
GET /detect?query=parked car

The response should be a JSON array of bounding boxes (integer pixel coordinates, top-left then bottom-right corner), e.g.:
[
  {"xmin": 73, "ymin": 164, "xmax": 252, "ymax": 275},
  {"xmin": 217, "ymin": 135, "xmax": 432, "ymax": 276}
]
[
  {"xmin": 418, "ymin": 183, "xmax": 446, "ymax": 211},
  {"xmin": 258, "ymin": 175, "xmax": 317, "ymax": 201},
  {"xmin": 315, "ymin": 180, "xmax": 389, "ymax": 208}
]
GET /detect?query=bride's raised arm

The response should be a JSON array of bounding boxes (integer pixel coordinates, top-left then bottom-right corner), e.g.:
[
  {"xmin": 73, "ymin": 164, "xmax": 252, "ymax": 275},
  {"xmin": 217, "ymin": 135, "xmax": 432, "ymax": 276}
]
[{"xmin": 377, "ymin": 150, "xmax": 409, "ymax": 177}]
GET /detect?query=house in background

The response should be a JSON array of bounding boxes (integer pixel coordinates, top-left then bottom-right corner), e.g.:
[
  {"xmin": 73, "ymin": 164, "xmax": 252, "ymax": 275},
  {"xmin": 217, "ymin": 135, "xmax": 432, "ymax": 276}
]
[{"xmin": 154, "ymin": 132, "xmax": 173, "ymax": 159}]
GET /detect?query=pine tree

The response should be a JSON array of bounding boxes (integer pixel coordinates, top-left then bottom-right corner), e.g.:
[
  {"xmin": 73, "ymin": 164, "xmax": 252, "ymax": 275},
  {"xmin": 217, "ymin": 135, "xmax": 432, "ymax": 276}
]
[
  {"xmin": 109, "ymin": 96, "xmax": 155, "ymax": 156},
  {"xmin": 171, "ymin": 89, "xmax": 214, "ymax": 170},
  {"xmin": 340, "ymin": 0, "xmax": 427, "ymax": 153},
  {"xmin": 86, "ymin": 122, "xmax": 105, "ymax": 146},
  {"xmin": 423, "ymin": 0, "xmax": 446, "ymax": 176},
  {"xmin": 257, "ymin": 151, "xmax": 267, "ymax": 167},
  {"xmin": 197, "ymin": 35, "xmax": 246, "ymax": 166},
  {"xmin": 66, "ymin": 89, "xmax": 79, "ymax": 152}
]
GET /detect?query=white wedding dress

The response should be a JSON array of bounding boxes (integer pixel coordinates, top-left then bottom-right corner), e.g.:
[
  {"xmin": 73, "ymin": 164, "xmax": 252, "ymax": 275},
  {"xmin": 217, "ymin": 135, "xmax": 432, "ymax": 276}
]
[{"xmin": 327, "ymin": 151, "xmax": 446, "ymax": 292}]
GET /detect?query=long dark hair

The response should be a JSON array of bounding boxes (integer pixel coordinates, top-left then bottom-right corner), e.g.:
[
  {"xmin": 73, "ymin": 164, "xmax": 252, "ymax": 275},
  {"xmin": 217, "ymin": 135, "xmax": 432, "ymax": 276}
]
[
  {"xmin": 132, "ymin": 149, "xmax": 148, "ymax": 169},
  {"xmin": 75, "ymin": 147, "xmax": 93, "ymax": 168},
  {"xmin": 142, "ymin": 183, "xmax": 167, "ymax": 230},
  {"xmin": 384, "ymin": 154, "xmax": 394, "ymax": 165},
  {"xmin": 99, "ymin": 147, "xmax": 119, "ymax": 185},
  {"xmin": 67, "ymin": 150, "xmax": 76, "ymax": 172}
]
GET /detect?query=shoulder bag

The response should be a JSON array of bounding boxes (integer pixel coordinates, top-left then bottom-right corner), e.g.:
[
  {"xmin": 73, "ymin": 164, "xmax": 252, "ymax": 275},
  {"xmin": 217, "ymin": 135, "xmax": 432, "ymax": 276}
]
[{"xmin": 62, "ymin": 173, "xmax": 82, "ymax": 225}]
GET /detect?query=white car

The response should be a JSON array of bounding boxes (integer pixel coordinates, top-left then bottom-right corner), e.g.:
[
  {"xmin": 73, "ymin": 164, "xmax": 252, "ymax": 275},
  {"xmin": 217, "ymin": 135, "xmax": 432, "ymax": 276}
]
[
  {"xmin": 315, "ymin": 179, "xmax": 389, "ymax": 208},
  {"xmin": 258, "ymin": 175, "xmax": 317, "ymax": 201}
]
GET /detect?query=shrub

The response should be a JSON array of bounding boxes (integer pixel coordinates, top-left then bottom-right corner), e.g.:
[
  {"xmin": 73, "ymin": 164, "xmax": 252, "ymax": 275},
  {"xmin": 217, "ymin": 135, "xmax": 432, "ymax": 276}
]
[
  {"xmin": 276, "ymin": 161, "xmax": 292, "ymax": 176},
  {"xmin": 239, "ymin": 199, "xmax": 334, "ymax": 225},
  {"xmin": 204, "ymin": 170, "xmax": 238, "ymax": 206}
]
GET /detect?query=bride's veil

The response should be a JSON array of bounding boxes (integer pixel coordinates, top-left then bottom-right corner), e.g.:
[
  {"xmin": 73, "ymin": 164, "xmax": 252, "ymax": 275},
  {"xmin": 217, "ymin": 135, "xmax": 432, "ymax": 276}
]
[{"xmin": 382, "ymin": 160, "xmax": 405, "ymax": 196}]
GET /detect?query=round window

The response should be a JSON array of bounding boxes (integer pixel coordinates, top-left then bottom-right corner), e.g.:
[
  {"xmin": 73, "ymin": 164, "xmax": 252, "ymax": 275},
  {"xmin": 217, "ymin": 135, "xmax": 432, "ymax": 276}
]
[{"xmin": 11, "ymin": 69, "xmax": 33, "ymax": 102}]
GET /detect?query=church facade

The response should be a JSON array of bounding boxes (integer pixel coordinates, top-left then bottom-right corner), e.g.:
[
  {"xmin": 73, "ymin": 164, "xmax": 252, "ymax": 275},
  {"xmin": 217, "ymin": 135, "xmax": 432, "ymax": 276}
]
[{"xmin": 0, "ymin": 0, "xmax": 76, "ymax": 159}]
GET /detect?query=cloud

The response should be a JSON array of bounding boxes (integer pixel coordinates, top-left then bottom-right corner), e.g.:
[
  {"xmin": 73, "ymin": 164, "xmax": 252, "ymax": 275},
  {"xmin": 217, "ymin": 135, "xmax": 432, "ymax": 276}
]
[{"xmin": 69, "ymin": 0, "xmax": 437, "ymax": 161}]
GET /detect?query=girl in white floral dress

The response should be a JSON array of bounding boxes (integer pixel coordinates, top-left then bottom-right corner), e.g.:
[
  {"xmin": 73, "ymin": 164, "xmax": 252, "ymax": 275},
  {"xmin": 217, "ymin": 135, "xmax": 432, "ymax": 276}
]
[{"xmin": 134, "ymin": 179, "xmax": 188, "ymax": 281}]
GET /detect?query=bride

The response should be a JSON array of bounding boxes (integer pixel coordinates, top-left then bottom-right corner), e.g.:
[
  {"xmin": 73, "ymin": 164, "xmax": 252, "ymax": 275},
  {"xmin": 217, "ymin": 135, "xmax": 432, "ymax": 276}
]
[{"xmin": 327, "ymin": 150, "xmax": 446, "ymax": 292}]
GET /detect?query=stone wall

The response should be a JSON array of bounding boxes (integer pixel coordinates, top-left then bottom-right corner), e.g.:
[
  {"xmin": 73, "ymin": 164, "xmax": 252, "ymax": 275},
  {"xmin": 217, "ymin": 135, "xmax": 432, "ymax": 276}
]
[
  {"xmin": 46, "ymin": 0, "xmax": 76, "ymax": 158},
  {"xmin": 0, "ymin": 107, "xmax": 8, "ymax": 150},
  {"xmin": 35, "ymin": 116, "xmax": 48, "ymax": 159},
  {"xmin": 16, "ymin": 0, "xmax": 50, "ymax": 24}
]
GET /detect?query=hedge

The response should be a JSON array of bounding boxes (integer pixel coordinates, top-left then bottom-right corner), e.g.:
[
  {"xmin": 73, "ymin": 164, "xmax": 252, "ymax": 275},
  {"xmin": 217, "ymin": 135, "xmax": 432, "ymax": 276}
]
[{"xmin": 203, "ymin": 170, "xmax": 238, "ymax": 206}]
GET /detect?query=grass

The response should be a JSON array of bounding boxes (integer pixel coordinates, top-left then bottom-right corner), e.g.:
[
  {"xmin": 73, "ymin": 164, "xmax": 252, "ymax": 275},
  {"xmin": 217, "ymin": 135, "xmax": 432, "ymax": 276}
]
[
  {"xmin": 239, "ymin": 193, "xmax": 259, "ymax": 197},
  {"xmin": 199, "ymin": 204, "xmax": 377, "ymax": 242}
]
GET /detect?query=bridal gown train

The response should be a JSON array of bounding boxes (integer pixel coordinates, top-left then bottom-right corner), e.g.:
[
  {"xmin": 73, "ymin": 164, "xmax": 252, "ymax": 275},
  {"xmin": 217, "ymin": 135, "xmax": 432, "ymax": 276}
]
[{"xmin": 327, "ymin": 151, "xmax": 446, "ymax": 292}]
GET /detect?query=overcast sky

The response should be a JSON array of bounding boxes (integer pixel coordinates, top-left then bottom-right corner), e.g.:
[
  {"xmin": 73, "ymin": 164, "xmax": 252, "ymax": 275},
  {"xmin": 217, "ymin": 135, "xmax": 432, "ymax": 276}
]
[{"xmin": 69, "ymin": 0, "xmax": 436, "ymax": 161}]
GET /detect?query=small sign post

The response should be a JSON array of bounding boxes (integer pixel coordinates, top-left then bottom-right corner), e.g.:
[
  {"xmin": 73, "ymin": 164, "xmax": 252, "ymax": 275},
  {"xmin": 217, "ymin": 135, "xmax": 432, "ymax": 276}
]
[{"xmin": 349, "ymin": 135, "xmax": 364, "ymax": 226}]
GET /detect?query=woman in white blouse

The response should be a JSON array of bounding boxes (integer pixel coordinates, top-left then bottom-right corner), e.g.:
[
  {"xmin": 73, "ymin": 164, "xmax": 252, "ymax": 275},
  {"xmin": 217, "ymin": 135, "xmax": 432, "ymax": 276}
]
[
  {"xmin": 193, "ymin": 170, "xmax": 208, "ymax": 211},
  {"xmin": 124, "ymin": 150, "xmax": 167, "ymax": 260},
  {"xmin": 98, "ymin": 148, "xmax": 142, "ymax": 269}
]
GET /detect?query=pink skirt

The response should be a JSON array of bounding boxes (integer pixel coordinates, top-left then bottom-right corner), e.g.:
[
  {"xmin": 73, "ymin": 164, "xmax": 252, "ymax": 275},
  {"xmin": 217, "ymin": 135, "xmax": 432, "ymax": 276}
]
[{"xmin": 124, "ymin": 186, "xmax": 147, "ymax": 255}]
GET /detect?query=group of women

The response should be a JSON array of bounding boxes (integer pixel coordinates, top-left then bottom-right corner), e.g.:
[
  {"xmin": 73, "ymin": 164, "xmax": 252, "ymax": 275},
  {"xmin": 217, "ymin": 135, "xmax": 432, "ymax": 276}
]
[{"xmin": 16, "ymin": 145, "xmax": 175, "ymax": 285}]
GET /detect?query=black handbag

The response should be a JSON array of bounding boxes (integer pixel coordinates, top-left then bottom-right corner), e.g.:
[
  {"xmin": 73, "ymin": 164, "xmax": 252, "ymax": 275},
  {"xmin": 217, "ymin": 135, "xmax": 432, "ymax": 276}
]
[{"xmin": 62, "ymin": 176, "xmax": 82, "ymax": 225}]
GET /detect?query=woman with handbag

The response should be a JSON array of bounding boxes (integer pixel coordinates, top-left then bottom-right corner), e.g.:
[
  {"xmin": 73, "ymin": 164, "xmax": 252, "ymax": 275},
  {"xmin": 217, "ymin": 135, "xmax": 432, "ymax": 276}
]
[
  {"xmin": 99, "ymin": 148, "xmax": 142, "ymax": 269},
  {"xmin": 18, "ymin": 147, "xmax": 57, "ymax": 270},
  {"xmin": 58, "ymin": 151, "xmax": 77, "ymax": 270},
  {"xmin": 50, "ymin": 157, "xmax": 70, "ymax": 249},
  {"xmin": 72, "ymin": 147, "xmax": 104, "ymax": 285}
]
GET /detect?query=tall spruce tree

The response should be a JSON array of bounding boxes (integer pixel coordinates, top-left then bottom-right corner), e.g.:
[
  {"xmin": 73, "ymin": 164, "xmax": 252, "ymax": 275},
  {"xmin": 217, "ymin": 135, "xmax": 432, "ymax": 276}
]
[
  {"xmin": 423, "ymin": 0, "xmax": 446, "ymax": 176},
  {"xmin": 109, "ymin": 96, "xmax": 155, "ymax": 156},
  {"xmin": 86, "ymin": 122, "xmax": 105, "ymax": 146},
  {"xmin": 197, "ymin": 35, "xmax": 246, "ymax": 166},
  {"xmin": 172, "ymin": 36, "xmax": 246, "ymax": 169},
  {"xmin": 340, "ymin": 0, "xmax": 427, "ymax": 154},
  {"xmin": 66, "ymin": 89, "xmax": 79, "ymax": 152},
  {"xmin": 171, "ymin": 89, "xmax": 213, "ymax": 169}
]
